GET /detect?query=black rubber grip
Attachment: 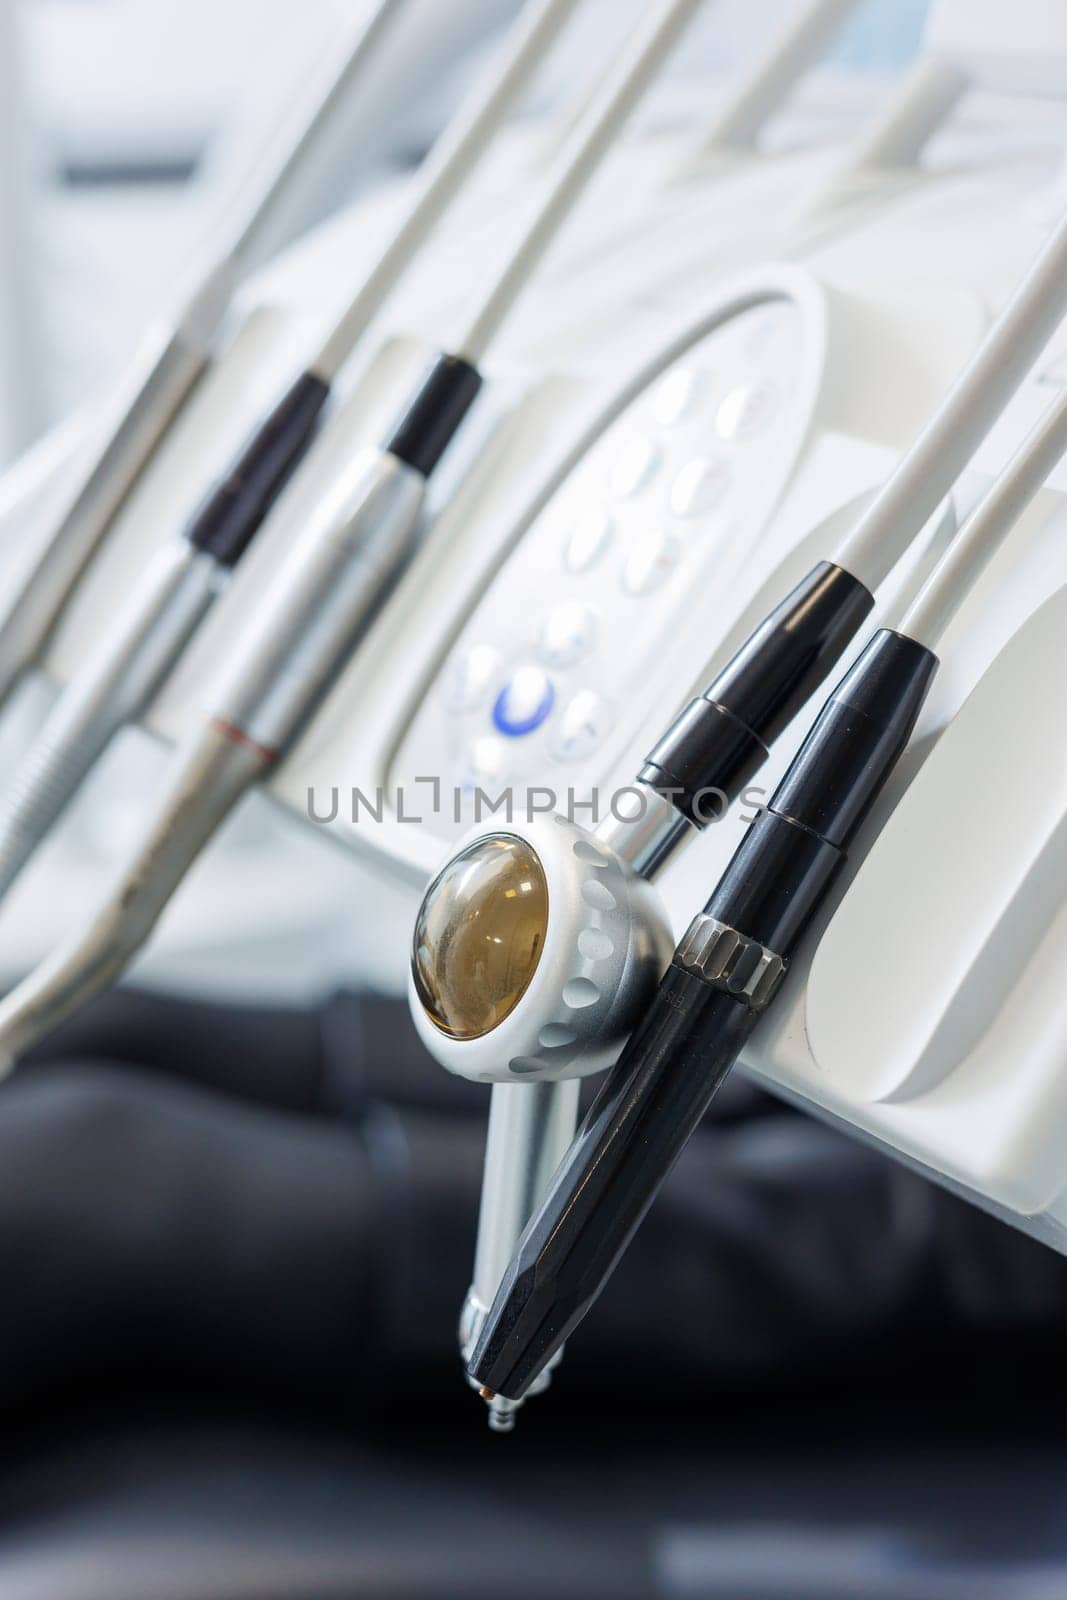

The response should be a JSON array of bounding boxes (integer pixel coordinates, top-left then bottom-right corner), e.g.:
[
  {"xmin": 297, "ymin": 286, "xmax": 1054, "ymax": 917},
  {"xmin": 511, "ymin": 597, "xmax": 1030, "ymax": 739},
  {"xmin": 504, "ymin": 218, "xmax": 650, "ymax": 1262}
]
[
  {"xmin": 383, "ymin": 353, "xmax": 482, "ymax": 477},
  {"xmin": 640, "ymin": 562, "xmax": 874, "ymax": 824},
  {"xmin": 638, "ymin": 698, "xmax": 765, "ymax": 823},
  {"xmin": 769, "ymin": 626, "xmax": 939, "ymax": 851},
  {"xmin": 185, "ymin": 371, "xmax": 330, "ymax": 566},
  {"xmin": 706, "ymin": 628, "xmax": 937, "ymax": 949}
]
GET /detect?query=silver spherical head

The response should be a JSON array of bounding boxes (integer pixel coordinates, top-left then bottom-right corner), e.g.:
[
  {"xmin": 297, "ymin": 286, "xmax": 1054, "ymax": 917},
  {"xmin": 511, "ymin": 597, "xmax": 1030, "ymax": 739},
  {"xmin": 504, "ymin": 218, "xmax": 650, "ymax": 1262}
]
[{"xmin": 409, "ymin": 815, "xmax": 674, "ymax": 1084}]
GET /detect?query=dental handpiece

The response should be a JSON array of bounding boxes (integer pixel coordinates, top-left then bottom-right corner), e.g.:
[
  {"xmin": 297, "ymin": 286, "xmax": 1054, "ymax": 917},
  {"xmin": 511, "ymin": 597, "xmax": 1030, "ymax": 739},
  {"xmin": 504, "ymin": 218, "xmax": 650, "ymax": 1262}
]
[
  {"xmin": 0, "ymin": 0, "xmax": 411, "ymax": 713},
  {"xmin": 0, "ymin": 376, "xmax": 327, "ymax": 901},
  {"xmin": 0, "ymin": 0, "xmax": 706, "ymax": 1069},
  {"xmin": 0, "ymin": 0, "xmax": 586, "ymax": 905},
  {"xmin": 468, "ymin": 382, "xmax": 1067, "ymax": 1405},
  {"xmin": 411, "ymin": 790, "xmax": 684, "ymax": 1432},
  {"xmin": 407, "ymin": 561, "xmax": 871, "ymax": 1430},
  {"xmin": 0, "ymin": 414, "xmax": 453, "ymax": 1070}
]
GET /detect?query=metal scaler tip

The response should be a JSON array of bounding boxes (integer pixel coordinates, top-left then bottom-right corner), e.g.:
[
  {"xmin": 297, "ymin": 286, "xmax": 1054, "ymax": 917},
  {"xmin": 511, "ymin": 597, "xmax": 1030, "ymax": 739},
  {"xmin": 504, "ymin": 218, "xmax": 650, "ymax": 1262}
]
[
  {"xmin": 474, "ymin": 1383, "xmax": 521, "ymax": 1433},
  {"xmin": 486, "ymin": 1394, "xmax": 520, "ymax": 1434}
]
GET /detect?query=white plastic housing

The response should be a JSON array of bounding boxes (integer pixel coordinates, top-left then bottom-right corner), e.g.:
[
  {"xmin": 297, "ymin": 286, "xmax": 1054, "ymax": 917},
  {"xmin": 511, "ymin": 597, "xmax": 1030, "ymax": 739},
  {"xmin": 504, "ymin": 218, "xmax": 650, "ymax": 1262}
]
[{"xmin": 4, "ymin": 79, "xmax": 1067, "ymax": 1245}]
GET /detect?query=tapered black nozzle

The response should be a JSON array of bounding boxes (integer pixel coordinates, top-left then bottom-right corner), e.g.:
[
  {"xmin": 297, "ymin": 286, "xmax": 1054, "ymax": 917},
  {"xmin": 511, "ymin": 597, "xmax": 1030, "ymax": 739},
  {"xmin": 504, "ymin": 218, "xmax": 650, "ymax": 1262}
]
[
  {"xmin": 468, "ymin": 971, "xmax": 758, "ymax": 1401},
  {"xmin": 185, "ymin": 370, "xmax": 330, "ymax": 566},
  {"xmin": 640, "ymin": 561, "xmax": 874, "ymax": 824},
  {"xmin": 466, "ymin": 1253, "xmax": 575, "ymax": 1404}
]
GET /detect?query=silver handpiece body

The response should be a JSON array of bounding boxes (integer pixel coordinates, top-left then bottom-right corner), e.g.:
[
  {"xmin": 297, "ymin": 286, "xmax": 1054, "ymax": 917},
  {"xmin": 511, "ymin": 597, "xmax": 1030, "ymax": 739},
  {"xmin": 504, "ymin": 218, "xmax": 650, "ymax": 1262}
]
[
  {"xmin": 459, "ymin": 784, "xmax": 688, "ymax": 1429},
  {"xmin": 210, "ymin": 447, "xmax": 425, "ymax": 750},
  {"xmin": 0, "ymin": 542, "xmax": 223, "ymax": 899}
]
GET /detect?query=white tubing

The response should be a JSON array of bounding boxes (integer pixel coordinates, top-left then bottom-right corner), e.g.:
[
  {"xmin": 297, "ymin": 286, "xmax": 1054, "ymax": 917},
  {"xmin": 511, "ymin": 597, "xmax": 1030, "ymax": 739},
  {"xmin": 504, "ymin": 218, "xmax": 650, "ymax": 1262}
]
[
  {"xmin": 838, "ymin": 53, "xmax": 968, "ymax": 175},
  {"xmin": 836, "ymin": 208, "xmax": 1067, "ymax": 592},
  {"xmin": 454, "ymin": 0, "xmax": 705, "ymax": 365},
  {"xmin": 901, "ymin": 388, "xmax": 1067, "ymax": 650},
  {"xmin": 702, "ymin": 0, "xmax": 860, "ymax": 151},
  {"xmin": 310, "ymin": 0, "xmax": 582, "ymax": 381},
  {"xmin": 792, "ymin": 56, "xmax": 970, "ymax": 240},
  {"xmin": 221, "ymin": 0, "xmax": 413, "ymax": 270}
]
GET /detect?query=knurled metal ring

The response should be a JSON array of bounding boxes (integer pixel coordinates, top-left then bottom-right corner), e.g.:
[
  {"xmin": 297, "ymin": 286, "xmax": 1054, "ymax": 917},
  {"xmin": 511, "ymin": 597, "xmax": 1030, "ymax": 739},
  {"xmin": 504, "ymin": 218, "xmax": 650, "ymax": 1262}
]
[{"xmin": 676, "ymin": 913, "xmax": 786, "ymax": 1011}]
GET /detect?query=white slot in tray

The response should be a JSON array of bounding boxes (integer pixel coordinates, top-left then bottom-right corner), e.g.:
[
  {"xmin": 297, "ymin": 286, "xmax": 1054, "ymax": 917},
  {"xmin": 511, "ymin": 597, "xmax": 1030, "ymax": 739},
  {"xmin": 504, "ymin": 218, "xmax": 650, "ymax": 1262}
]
[{"xmin": 751, "ymin": 570, "xmax": 1067, "ymax": 1228}]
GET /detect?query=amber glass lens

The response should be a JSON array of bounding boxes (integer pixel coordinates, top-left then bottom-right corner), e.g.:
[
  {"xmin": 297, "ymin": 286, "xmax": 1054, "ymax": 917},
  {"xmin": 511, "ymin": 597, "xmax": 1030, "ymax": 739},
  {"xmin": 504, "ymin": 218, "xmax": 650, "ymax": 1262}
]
[{"xmin": 412, "ymin": 834, "xmax": 549, "ymax": 1040}]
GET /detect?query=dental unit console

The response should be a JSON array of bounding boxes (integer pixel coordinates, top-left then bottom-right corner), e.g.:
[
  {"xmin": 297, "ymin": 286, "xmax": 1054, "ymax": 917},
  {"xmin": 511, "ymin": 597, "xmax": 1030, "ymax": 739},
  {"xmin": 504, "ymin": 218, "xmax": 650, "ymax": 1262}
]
[{"xmin": 1, "ymin": 0, "xmax": 1066, "ymax": 1427}]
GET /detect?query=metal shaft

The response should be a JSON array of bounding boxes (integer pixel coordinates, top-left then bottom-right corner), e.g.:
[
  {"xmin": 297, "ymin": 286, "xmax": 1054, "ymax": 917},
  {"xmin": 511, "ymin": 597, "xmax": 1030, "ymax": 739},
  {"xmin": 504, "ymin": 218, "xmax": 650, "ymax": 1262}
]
[
  {"xmin": 0, "ymin": 447, "xmax": 426, "ymax": 1068},
  {"xmin": 464, "ymin": 785, "xmax": 691, "ymax": 1429},
  {"xmin": 0, "ymin": 542, "xmax": 221, "ymax": 902},
  {"xmin": 0, "ymin": 719, "xmax": 264, "ymax": 1074},
  {"xmin": 464, "ymin": 1079, "xmax": 581, "ymax": 1432},
  {"xmin": 207, "ymin": 446, "xmax": 425, "ymax": 750}
]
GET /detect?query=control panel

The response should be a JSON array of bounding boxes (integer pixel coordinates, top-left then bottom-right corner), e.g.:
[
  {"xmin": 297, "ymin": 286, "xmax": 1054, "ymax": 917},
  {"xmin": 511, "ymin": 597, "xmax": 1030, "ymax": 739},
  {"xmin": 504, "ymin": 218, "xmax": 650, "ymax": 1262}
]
[{"xmin": 390, "ymin": 290, "xmax": 815, "ymax": 832}]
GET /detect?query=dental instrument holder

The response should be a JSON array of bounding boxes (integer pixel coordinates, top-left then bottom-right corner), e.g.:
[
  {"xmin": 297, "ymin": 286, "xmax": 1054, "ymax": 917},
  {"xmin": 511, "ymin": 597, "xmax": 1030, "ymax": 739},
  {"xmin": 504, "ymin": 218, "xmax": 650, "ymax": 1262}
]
[{"xmin": 7, "ymin": 27, "xmax": 1067, "ymax": 1261}]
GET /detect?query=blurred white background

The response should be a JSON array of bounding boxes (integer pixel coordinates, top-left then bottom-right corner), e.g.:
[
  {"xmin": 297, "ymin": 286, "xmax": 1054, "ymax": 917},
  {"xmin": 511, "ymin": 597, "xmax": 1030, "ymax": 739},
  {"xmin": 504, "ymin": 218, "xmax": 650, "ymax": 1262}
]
[{"xmin": 2, "ymin": 0, "xmax": 929, "ymax": 453}]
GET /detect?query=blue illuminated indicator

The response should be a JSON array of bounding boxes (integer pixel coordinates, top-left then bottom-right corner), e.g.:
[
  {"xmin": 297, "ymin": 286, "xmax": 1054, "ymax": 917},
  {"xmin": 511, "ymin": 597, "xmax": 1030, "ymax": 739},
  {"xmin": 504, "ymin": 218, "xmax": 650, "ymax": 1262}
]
[{"xmin": 493, "ymin": 667, "xmax": 555, "ymax": 738}]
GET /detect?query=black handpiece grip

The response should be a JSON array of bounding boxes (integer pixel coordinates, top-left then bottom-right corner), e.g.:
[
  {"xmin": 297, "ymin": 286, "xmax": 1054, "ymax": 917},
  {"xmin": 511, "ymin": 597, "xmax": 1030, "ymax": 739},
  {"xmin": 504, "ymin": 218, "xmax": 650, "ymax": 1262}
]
[
  {"xmin": 640, "ymin": 562, "xmax": 874, "ymax": 823},
  {"xmin": 469, "ymin": 968, "xmax": 759, "ymax": 1402},
  {"xmin": 767, "ymin": 626, "xmax": 938, "ymax": 851},
  {"xmin": 185, "ymin": 371, "xmax": 330, "ymax": 566},
  {"xmin": 384, "ymin": 353, "xmax": 483, "ymax": 477},
  {"xmin": 469, "ymin": 629, "xmax": 938, "ymax": 1402}
]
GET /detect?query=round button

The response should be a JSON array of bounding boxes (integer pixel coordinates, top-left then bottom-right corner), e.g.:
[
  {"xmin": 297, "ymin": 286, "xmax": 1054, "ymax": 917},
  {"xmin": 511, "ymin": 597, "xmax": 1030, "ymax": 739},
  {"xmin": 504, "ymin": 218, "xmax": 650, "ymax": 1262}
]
[
  {"xmin": 669, "ymin": 457, "xmax": 731, "ymax": 519},
  {"xmin": 607, "ymin": 434, "xmax": 660, "ymax": 500},
  {"xmin": 461, "ymin": 735, "xmax": 508, "ymax": 790},
  {"xmin": 652, "ymin": 366, "xmax": 703, "ymax": 427},
  {"xmin": 621, "ymin": 529, "xmax": 681, "ymax": 596},
  {"xmin": 715, "ymin": 382, "xmax": 780, "ymax": 441},
  {"xmin": 564, "ymin": 506, "xmax": 613, "ymax": 574},
  {"xmin": 539, "ymin": 601, "xmax": 597, "ymax": 669},
  {"xmin": 440, "ymin": 643, "xmax": 500, "ymax": 712},
  {"xmin": 549, "ymin": 690, "xmax": 613, "ymax": 763},
  {"xmin": 492, "ymin": 665, "xmax": 555, "ymax": 738}
]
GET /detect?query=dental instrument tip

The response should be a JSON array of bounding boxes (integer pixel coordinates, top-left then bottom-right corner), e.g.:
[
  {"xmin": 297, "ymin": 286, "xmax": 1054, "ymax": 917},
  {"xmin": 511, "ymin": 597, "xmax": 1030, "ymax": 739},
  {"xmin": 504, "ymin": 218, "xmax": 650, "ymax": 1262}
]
[{"xmin": 486, "ymin": 1395, "xmax": 519, "ymax": 1434}]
